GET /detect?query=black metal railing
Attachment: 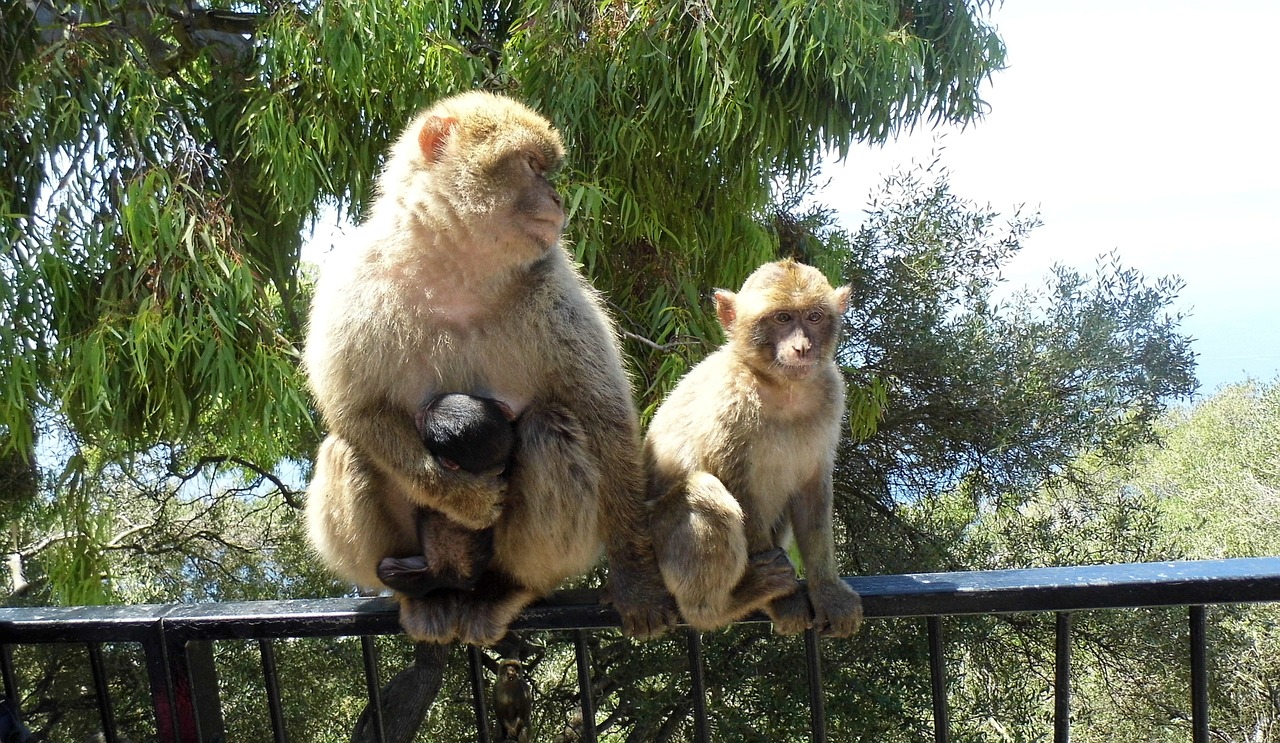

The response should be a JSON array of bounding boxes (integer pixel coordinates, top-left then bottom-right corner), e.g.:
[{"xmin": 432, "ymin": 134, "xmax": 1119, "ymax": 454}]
[{"xmin": 3, "ymin": 557, "xmax": 1280, "ymax": 743}]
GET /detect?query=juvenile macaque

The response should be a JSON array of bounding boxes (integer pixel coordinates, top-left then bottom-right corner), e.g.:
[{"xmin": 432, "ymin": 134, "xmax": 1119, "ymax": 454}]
[
  {"xmin": 377, "ymin": 394, "xmax": 514, "ymax": 596},
  {"xmin": 645, "ymin": 259, "xmax": 862, "ymax": 636},
  {"xmin": 304, "ymin": 91, "xmax": 675, "ymax": 645},
  {"xmin": 492, "ymin": 659, "xmax": 532, "ymax": 743}
]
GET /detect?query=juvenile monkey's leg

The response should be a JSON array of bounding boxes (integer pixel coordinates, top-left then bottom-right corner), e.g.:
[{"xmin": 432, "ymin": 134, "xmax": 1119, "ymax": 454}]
[
  {"xmin": 727, "ymin": 547, "xmax": 802, "ymax": 619},
  {"xmin": 652, "ymin": 472, "xmax": 749, "ymax": 631},
  {"xmin": 790, "ymin": 478, "xmax": 862, "ymax": 638}
]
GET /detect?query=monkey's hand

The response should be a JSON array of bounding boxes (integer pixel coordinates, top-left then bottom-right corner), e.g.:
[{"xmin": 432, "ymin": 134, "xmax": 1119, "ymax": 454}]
[
  {"xmin": 809, "ymin": 579, "xmax": 863, "ymax": 638},
  {"xmin": 431, "ymin": 469, "xmax": 507, "ymax": 530}
]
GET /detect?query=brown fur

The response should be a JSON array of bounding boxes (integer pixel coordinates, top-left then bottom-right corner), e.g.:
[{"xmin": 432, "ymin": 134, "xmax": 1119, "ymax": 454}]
[
  {"xmin": 304, "ymin": 91, "xmax": 675, "ymax": 645},
  {"xmin": 646, "ymin": 259, "xmax": 863, "ymax": 636}
]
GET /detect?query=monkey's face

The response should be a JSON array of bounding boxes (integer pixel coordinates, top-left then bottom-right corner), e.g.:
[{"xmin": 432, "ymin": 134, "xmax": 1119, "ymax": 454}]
[
  {"xmin": 433, "ymin": 137, "xmax": 566, "ymax": 258},
  {"xmin": 722, "ymin": 260, "xmax": 853, "ymax": 382},
  {"xmin": 405, "ymin": 91, "xmax": 568, "ymax": 263},
  {"xmin": 749, "ymin": 306, "xmax": 838, "ymax": 380},
  {"xmin": 500, "ymin": 150, "xmax": 566, "ymax": 250}
]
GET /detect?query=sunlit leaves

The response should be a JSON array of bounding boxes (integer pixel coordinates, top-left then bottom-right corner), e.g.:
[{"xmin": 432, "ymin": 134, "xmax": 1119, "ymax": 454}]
[{"xmin": 2, "ymin": 0, "xmax": 1005, "ymax": 462}]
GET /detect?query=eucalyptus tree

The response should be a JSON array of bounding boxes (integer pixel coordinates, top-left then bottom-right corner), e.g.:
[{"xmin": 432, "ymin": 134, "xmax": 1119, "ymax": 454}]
[{"xmin": 1, "ymin": 0, "xmax": 1005, "ymax": 471}]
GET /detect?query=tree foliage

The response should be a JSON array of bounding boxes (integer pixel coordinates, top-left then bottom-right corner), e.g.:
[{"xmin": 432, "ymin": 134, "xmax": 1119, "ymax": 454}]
[
  {"xmin": 1, "ymin": 0, "xmax": 1005, "ymax": 465},
  {"xmin": 9, "ymin": 1, "xmax": 1263, "ymax": 741}
]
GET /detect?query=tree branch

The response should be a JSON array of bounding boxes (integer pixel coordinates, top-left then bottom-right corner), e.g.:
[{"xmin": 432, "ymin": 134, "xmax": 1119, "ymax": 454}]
[{"xmin": 178, "ymin": 455, "xmax": 302, "ymax": 508}]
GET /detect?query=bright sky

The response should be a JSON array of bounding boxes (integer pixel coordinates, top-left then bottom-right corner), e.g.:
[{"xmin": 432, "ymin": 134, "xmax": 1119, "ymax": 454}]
[{"xmin": 819, "ymin": 0, "xmax": 1280, "ymax": 396}]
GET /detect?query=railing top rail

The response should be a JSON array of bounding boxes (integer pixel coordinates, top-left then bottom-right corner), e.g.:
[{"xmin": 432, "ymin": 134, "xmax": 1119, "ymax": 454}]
[{"xmin": 4, "ymin": 557, "xmax": 1279, "ymax": 644}]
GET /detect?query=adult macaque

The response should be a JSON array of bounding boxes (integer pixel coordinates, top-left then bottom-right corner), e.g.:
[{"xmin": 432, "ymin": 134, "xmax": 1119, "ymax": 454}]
[
  {"xmin": 645, "ymin": 259, "xmax": 862, "ymax": 636},
  {"xmin": 304, "ymin": 91, "xmax": 674, "ymax": 645},
  {"xmin": 377, "ymin": 394, "xmax": 514, "ymax": 597}
]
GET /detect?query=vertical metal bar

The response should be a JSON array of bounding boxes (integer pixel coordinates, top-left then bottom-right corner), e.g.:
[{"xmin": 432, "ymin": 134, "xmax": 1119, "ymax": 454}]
[
  {"xmin": 574, "ymin": 630, "xmax": 598, "ymax": 743},
  {"xmin": 87, "ymin": 643, "xmax": 119, "ymax": 743},
  {"xmin": 186, "ymin": 641, "xmax": 225, "ymax": 742},
  {"xmin": 803, "ymin": 627, "xmax": 828, "ymax": 743},
  {"xmin": 1, "ymin": 644, "xmax": 19, "ymax": 717},
  {"xmin": 468, "ymin": 644, "xmax": 492, "ymax": 743},
  {"xmin": 258, "ymin": 639, "xmax": 288, "ymax": 743},
  {"xmin": 359, "ymin": 636, "xmax": 386, "ymax": 743},
  {"xmin": 142, "ymin": 625, "xmax": 181, "ymax": 743},
  {"xmin": 927, "ymin": 616, "xmax": 950, "ymax": 743},
  {"xmin": 1190, "ymin": 606, "xmax": 1209, "ymax": 743},
  {"xmin": 685, "ymin": 630, "xmax": 711, "ymax": 743},
  {"xmin": 1054, "ymin": 612, "xmax": 1072, "ymax": 743}
]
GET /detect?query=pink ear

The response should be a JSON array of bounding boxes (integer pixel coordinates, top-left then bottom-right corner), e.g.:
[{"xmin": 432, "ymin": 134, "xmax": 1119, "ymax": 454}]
[
  {"xmin": 833, "ymin": 285, "xmax": 852, "ymax": 314},
  {"xmin": 418, "ymin": 116, "xmax": 457, "ymax": 162},
  {"xmin": 713, "ymin": 290, "xmax": 737, "ymax": 331}
]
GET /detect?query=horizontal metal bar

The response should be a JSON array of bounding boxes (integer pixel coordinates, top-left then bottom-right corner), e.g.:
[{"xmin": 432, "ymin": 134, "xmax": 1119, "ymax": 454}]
[{"xmin": 2, "ymin": 558, "xmax": 1279, "ymax": 643}]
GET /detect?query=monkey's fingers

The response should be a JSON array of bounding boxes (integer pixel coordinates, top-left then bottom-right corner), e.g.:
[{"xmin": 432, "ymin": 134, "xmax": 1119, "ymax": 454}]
[{"xmin": 434, "ymin": 472, "xmax": 507, "ymax": 530}]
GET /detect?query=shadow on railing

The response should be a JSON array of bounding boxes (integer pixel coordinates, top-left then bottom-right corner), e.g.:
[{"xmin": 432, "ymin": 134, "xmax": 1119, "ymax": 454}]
[{"xmin": 3, "ymin": 557, "xmax": 1280, "ymax": 743}]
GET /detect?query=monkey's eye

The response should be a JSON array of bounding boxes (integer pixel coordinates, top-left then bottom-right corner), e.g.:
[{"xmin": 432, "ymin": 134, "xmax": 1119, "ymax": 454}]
[
  {"xmin": 774, "ymin": 311, "xmax": 793, "ymax": 324},
  {"xmin": 805, "ymin": 310, "xmax": 825, "ymax": 323},
  {"xmin": 527, "ymin": 155, "xmax": 545, "ymax": 175}
]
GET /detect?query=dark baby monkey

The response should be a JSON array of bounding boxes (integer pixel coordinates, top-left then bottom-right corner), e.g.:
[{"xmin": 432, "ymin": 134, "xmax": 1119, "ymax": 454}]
[
  {"xmin": 645, "ymin": 259, "xmax": 863, "ymax": 636},
  {"xmin": 419, "ymin": 393, "xmax": 516, "ymax": 475},
  {"xmin": 377, "ymin": 393, "xmax": 516, "ymax": 597}
]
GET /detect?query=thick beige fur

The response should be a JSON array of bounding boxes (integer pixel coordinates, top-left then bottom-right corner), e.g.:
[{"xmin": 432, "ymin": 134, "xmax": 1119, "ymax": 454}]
[{"xmin": 304, "ymin": 91, "xmax": 674, "ymax": 645}]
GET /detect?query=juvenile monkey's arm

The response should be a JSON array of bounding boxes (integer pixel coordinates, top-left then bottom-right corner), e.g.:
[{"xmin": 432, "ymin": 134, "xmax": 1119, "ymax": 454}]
[
  {"xmin": 789, "ymin": 475, "xmax": 862, "ymax": 637},
  {"xmin": 334, "ymin": 402, "xmax": 505, "ymax": 530}
]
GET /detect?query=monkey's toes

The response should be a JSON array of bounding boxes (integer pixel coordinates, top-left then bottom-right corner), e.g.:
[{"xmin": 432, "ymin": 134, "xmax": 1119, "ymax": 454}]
[
  {"xmin": 397, "ymin": 594, "xmax": 460, "ymax": 645},
  {"xmin": 766, "ymin": 590, "xmax": 814, "ymax": 636},
  {"xmin": 749, "ymin": 548, "xmax": 798, "ymax": 578},
  {"xmin": 620, "ymin": 604, "xmax": 678, "ymax": 640}
]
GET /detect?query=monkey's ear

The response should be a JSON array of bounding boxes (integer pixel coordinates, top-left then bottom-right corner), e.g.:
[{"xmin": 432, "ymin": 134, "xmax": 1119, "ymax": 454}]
[
  {"xmin": 417, "ymin": 116, "xmax": 458, "ymax": 163},
  {"xmin": 833, "ymin": 285, "xmax": 852, "ymax": 314},
  {"xmin": 713, "ymin": 290, "xmax": 737, "ymax": 331}
]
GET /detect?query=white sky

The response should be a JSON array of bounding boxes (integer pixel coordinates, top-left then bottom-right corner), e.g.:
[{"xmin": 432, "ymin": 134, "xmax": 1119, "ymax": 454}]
[{"xmin": 819, "ymin": 0, "xmax": 1280, "ymax": 395}]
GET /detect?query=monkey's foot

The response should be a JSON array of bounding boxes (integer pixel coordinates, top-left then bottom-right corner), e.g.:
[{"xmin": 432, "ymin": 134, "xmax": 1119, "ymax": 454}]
[
  {"xmin": 811, "ymin": 580, "xmax": 863, "ymax": 638},
  {"xmin": 748, "ymin": 548, "xmax": 801, "ymax": 594},
  {"xmin": 731, "ymin": 548, "xmax": 801, "ymax": 612},
  {"xmin": 397, "ymin": 593, "xmax": 461, "ymax": 645},
  {"xmin": 451, "ymin": 590, "xmax": 535, "ymax": 647},
  {"xmin": 604, "ymin": 563, "xmax": 679, "ymax": 639},
  {"xmin": 765, "ymin": 588, "xmax": 814, "ymax": 636}
]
